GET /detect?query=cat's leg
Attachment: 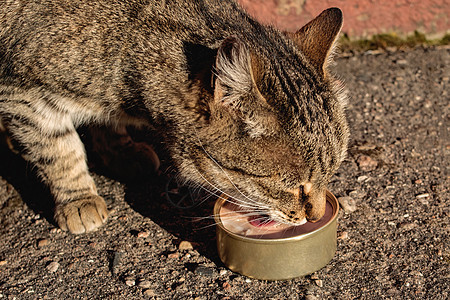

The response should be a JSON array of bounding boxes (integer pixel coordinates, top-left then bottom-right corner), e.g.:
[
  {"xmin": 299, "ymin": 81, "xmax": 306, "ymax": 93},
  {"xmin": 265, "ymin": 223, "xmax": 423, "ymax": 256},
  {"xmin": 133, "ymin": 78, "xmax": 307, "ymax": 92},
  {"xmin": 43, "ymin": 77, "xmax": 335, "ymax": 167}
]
[
  {"xmin": 87, "ymin": 125, "xmax": 160, "ymax": 180},
  {"xmin": 0, "ymin": 92, "xmax": 108, "ymax": 234},
  {"xmin": 0, "ymin": 115, "xmax": 17, "ymax": 153}
]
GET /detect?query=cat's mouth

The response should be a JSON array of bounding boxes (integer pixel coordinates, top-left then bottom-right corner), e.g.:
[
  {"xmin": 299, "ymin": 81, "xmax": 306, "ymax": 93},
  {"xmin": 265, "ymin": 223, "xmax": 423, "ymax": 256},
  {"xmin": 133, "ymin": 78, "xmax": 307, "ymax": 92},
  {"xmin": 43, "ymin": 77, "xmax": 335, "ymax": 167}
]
[{"xmin": 248, "ymin": 214, "xmax": 277, "ymax": 227}]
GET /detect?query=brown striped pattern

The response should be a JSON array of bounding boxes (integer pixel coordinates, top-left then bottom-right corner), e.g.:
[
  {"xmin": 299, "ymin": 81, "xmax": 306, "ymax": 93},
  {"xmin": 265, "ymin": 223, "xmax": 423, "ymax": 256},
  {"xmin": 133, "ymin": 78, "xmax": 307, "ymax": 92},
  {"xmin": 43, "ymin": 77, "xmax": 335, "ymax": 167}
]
[
  {"xmin": 0, "ymin": 87, "xmax": 108, "ymax": 234},
  {"xmin": 1, "ymin": 1, "xmax": 349, "ymax": 232}
]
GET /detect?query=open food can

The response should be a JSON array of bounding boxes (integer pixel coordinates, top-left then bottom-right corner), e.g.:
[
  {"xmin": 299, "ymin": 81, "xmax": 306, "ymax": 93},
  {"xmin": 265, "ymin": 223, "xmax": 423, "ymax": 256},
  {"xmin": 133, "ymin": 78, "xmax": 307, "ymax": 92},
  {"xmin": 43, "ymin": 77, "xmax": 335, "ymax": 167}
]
[{"xmin": 214, "ymin": 190, "xmax": 339, "ymax": 280}]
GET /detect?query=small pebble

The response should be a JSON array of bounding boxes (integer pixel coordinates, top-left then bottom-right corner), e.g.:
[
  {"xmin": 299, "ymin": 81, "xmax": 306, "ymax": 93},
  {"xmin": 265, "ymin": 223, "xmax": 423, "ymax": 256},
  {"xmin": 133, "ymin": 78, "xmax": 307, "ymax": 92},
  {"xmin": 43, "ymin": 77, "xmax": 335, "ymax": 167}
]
[
  {"xmin": 418, "ymin": 197, "xmax": 429, "ymax": 205},
  {"xmin": 357, "ymin": 155, "xmax": 378, "ymax": 171},
  {"xmin": 168, "ymin": 253, "xmax": 179, "ymax": 259},
  {"xmin": 111, "ymin": 251, "xmax": 123, "ymax": 275},
  {"xmin": 386, "ymin": 288, "xmax": 400, "ymax": 295},
  {"xmin": 338, "ymin": 231, "xmax": 349, "ymax": 239},
  {"xmin": 137, "ymin": 231, "xmax": 149, "ymax": 238},
  {"xmin": 46, "ymin": 261, "xmax": 60, "ymax": 273},
  {"xmin": 125, "ymin": 279, "xmax": 136, "ymax": 287},
  {"xmin": 338, "ymin": 196, "xmax": 357, "ymax": 213},
  {"xmin": 143, "ymin": 289, "xmax": 156, "ymax": 297},
  {"xmin": 178, "ymin": 241, "xmax": 193, "ymax": 250},
  {"xmin": 34, "ymin": 218, "xmax": 44, "ymax": 225},
  {"xmin": 138, "ymin": 280, "xmax": 152, "ymax": 289},
  {"xmin": 0, "ymin": 260, "xmax": 7, "ymax": 266},
  {"xmin": 49, "ymin": 228, "xmax": 61, "ymax": 234},
  {"xmin": 305, "ymin": 295, "xmax": 318, "ymax": 300},
  {"xmin": 410, "ymin": 270, "xmax": 423, "ymax": 277},
  {"xmin": 357, "ymin": 144, "xmax": 376, "ymax": 151},
  {"xmin": 37, "ymin": 238, "xmax": 49, "ymax": 247},
  {"xmin": 245, "ymin": 278, "xmax": 251, "ymax": 283},
  {"xmin": 398, "ymin": 222, "xmax": 417, "ymax": 230},
  {"xmin": 348, "ymin": 190, "xmax": 359, "ymax": 197},
  {"xmin": 219, "ymin": 269, "xmax": 228, "ymax": 276},
  {"xmin": 194, "ymin": 265, "xmax": 215, "ymax": 277},
  {"xmin": 222, "ymin": 282, "xmax": 231, "ymax": 289},
  {"xmin": 314, "ymin": 279, "xmax": 323, "ymax": 287},
  {"xmin": 357, "ymin": 175, "xmax": 369, "ymax": 182},
  {"xmin": 416, "ymin": 193, "xmax": 430, "ymax": 199}
]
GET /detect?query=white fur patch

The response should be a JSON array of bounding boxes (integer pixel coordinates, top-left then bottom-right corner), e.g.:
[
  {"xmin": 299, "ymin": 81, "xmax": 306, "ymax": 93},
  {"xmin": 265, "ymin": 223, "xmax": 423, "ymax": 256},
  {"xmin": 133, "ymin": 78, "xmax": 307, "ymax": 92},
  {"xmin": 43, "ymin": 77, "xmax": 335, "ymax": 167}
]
[
  {"xmin": 215, "ymin": 41, "xmax": 252, "ymax": 107},
  {"xmin": 331, "ymin": 77, "xmax": 349, "ymax": 107},
  {"xmin": 244, "ymin": 117, "xmax": 267, "ymax": 138}
]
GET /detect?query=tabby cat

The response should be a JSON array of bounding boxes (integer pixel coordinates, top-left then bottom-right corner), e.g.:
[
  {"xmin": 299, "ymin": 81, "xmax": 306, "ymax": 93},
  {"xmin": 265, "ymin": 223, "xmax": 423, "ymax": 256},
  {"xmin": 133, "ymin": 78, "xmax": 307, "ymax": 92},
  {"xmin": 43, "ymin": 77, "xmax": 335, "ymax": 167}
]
[{"xmin": 0, "ymin": 0, "xmax": 348, "ymax": 234}]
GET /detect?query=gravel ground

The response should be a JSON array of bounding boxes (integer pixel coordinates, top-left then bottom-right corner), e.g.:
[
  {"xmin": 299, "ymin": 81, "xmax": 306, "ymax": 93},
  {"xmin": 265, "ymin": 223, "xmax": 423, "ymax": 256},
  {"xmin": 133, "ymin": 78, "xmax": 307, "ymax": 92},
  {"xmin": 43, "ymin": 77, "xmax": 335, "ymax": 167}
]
[{"xmin": 0, "ymin": 46, "xmax": 449, "ymax": 299}]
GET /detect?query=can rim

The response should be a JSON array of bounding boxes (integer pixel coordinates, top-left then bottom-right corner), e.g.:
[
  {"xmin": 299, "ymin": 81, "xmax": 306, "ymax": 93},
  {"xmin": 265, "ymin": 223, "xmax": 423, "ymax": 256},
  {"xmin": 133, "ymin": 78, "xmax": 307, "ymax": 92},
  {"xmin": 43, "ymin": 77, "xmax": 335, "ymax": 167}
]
[{"xmin": 214, "ymin": 190, "xmax": 339, "ymax": 244}]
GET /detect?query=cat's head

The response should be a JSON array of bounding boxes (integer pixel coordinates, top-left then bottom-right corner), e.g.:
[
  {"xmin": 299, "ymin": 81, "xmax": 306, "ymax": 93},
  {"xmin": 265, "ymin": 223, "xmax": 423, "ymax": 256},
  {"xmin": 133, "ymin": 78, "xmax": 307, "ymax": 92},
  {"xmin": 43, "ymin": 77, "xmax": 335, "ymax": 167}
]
[{"xmin": 182, "ymin": 8, "xmax": 348, "ymax": 224}]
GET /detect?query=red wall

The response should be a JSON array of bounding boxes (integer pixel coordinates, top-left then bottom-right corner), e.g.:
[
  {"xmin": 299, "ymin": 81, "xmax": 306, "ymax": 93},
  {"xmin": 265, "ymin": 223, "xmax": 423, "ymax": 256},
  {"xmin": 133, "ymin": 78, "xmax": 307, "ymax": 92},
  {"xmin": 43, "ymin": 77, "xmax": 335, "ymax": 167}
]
[{"xmin": 238, "ymin": 0, "xmax": 449, "ymax": 39}]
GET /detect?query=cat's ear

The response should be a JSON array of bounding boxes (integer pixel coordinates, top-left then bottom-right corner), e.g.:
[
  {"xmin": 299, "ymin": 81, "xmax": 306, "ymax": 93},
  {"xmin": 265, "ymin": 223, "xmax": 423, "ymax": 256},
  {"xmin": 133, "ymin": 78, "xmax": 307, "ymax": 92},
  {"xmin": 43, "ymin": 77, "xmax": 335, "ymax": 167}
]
[
  {"xmin": 213, "ymin": 37, "xmax": 279, "ymax": 137},
  {"xmin": 288, "ymin": 7, "xmax": 343, "ymax": 74},
  {"xmin": 213, "ymin": 36, "xmax": 255, "ymax": 107}
]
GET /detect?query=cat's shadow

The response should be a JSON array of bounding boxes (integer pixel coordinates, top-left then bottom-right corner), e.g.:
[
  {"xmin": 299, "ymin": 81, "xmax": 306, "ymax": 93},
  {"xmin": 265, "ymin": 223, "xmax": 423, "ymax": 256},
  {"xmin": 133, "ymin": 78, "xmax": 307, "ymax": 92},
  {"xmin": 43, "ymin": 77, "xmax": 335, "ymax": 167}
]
[
  {"xmin": 0, "ymin": 134, "xmax": 222, "ymax": 265},
  {"xmin": 0, "ymin": 143, "xmax": 56, "ymax": 224},
  {"xmin": 82, "ymin": 125, "xmax": 222, "ymax": 263},
  {"xmin": 123, "ymin": 174, "xmax": 221, "ymax": 263}
]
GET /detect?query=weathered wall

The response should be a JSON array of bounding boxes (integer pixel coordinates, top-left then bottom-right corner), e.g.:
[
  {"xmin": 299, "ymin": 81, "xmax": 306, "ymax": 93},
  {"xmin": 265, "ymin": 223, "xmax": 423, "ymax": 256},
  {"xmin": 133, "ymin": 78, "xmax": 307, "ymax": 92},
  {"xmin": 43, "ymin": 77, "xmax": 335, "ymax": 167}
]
[{"xmin": 238, "ymin": 0, "xmax": 449, "ymax": 39}]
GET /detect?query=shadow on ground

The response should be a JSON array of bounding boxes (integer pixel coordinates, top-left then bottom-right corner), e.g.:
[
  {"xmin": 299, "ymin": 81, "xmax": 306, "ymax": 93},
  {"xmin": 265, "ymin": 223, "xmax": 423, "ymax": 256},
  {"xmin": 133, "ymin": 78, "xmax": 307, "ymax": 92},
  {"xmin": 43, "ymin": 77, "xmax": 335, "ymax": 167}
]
[
  {"xmin": 0, "ymin": 143, "xmax": 55, "ymax": 225},
  {"xmin": 1, "ymin": 126, "xmax": 223, "ymax": 267}
]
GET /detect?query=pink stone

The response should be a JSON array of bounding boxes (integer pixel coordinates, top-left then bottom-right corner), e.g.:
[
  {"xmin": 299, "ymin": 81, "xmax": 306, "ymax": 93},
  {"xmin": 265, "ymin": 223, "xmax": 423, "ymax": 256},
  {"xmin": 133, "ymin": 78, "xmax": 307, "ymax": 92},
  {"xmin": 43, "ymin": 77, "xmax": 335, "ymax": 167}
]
[{"xmin": 357, "ymin": 155, "xmax": 378, "ymax": 171}]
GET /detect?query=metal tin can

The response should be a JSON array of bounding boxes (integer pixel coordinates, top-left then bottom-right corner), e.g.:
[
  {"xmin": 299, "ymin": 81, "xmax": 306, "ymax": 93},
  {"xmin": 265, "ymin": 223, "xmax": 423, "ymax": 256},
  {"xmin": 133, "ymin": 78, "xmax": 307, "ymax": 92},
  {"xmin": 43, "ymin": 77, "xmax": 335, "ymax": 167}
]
[{"xmin": 214, "ymin": 190, "xmax": 339, "ymax": 280}]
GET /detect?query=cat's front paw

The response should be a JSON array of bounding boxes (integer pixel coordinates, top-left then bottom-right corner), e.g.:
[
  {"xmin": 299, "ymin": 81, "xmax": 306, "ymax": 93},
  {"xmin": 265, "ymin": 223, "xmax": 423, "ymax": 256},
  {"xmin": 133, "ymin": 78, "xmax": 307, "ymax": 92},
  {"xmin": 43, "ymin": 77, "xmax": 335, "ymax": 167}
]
[{"xmin": 55, "ymin": 195, "xmax": 108, "ymax": 234}]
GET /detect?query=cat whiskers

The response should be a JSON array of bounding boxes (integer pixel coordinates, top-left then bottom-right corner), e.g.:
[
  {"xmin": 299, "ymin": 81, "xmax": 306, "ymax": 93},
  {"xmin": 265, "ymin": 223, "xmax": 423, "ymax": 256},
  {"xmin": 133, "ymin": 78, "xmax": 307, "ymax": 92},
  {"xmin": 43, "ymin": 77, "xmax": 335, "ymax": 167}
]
[
  {"xmin": 169, "ymin": 174, "xmax": 266, "ymax": 230},
  {"xmin": 193, "ymin": 206, "xmax": 268, "ymax": 221},
  {"xmin": 192, "ymin": 209, "xmax": 269, "ymax": 231},
  {"xmin": 179, "ymin": 165, "xmax": 260, "ymax": 212},
  {"xmin": 176, "ymin": 175, "xmax": 296, "ymax": 230},
  {"xmin": 192, "ymin": 169, "xmax": 266, "ymax": 211},
  {"xmin": 197, "ymin": 168, "xmax": 265, "ymax": 210},
  {"xmin": 193, "ymin": 133, "xmax": 269, "ymax": 211}
]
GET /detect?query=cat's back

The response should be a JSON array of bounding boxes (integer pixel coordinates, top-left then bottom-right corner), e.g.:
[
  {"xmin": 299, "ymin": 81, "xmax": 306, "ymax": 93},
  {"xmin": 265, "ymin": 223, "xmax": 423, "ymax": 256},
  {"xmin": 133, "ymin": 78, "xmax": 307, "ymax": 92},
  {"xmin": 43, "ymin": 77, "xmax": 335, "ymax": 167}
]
[
  {"xmin": 0, "ymin": 0, "xmax": 244, "ymax": 53},
  {"xmin": 0, "ymin": 0, "xmax": 246, "ymax": 89},
  {"xmin": 0, "ymin": 0, "xmax": 140, "ymax": 87}
]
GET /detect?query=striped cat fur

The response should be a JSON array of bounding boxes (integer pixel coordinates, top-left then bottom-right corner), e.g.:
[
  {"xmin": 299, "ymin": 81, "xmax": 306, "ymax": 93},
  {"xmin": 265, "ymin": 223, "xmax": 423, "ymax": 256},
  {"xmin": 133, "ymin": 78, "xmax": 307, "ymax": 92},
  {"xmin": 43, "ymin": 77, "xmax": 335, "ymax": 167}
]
[{"xmin": 0, "ymin": 0, "xmax": 348, "ymax": 234}]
